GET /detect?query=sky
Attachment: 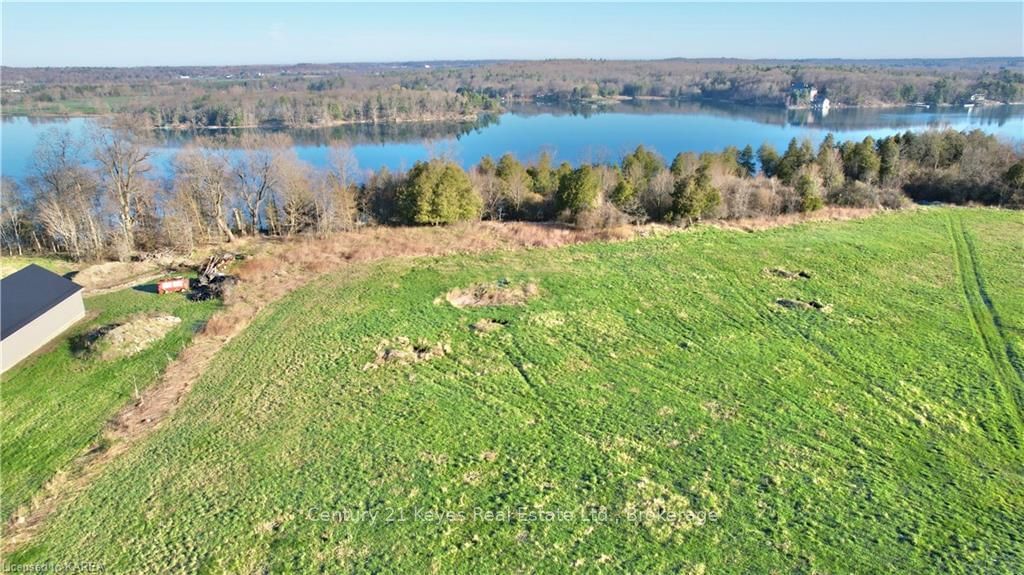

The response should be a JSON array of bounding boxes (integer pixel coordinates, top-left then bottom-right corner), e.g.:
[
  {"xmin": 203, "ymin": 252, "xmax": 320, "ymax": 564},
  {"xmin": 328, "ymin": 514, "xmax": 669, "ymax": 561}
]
[{"xmin": 2, "ymin": 2, "xmax": 1022, "ymax": 67}]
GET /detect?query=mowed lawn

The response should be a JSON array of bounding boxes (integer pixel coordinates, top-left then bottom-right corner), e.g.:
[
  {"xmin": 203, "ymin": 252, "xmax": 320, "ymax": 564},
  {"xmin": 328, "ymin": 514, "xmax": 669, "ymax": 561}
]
[
  {"xmin": 1, "ymin": 286, "xmax": 219, "ymax": 521},
  {"xmin": 6, "ymin": 208, "xmax": 1023, "ymax": 573}
]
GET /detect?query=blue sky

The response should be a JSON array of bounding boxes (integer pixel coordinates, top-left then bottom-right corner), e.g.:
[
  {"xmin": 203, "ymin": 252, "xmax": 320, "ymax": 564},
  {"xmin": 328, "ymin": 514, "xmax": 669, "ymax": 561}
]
[{"xmin": 2, "ymin": 2, "xmax": 1022, "ymax": 67}]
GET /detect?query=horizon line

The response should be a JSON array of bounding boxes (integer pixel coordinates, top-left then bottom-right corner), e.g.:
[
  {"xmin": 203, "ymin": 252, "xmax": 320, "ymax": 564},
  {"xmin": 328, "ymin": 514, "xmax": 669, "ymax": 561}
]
[{"xmin": 4, "ymin": 55, "xmax": 1024, "ymax": 71}]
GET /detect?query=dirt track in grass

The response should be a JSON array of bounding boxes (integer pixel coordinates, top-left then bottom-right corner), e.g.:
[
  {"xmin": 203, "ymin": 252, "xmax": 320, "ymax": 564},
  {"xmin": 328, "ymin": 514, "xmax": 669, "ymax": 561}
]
[{"xmin": 2, "ymin": 210, "xmax": 876, "ymax": 553}]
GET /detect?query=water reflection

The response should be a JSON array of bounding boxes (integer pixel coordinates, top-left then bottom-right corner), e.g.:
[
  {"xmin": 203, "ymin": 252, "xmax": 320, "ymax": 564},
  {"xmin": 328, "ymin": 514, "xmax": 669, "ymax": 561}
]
[
  {"xmin": 510, "ymin": 100, "xmax": 1024, "ymax": 131},
  {"xmin": 3, "ymin": 102, "xmax": 1022, "ymax": 182},
  {"xmin": 145, "ymin": 114, "xmax": 501, "ymax": 148}
]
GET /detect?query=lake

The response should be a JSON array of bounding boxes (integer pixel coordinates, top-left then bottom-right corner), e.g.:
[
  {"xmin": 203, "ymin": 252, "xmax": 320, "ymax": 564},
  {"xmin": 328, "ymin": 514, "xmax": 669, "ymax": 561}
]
[{"xmin": 3, "ymin": 100, "xmax": 1023, "ymax": 182}]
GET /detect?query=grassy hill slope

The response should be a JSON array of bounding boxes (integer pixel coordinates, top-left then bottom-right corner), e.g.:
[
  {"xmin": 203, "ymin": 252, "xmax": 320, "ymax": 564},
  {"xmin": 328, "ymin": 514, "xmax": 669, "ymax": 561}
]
[
  {"xmin": 6, "ymin": 208, "xmax": 1023, "ymax": 573},
  {"xmin": 1, "ymin": 288, "xmax": 219, "ymax": 521}
]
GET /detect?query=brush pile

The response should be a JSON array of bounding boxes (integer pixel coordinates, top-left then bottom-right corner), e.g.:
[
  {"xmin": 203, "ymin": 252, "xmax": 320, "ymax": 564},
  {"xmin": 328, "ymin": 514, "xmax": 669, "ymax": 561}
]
[{"xmin": 189, "ymin": 253, "xmax": 240, "ymax": 301}]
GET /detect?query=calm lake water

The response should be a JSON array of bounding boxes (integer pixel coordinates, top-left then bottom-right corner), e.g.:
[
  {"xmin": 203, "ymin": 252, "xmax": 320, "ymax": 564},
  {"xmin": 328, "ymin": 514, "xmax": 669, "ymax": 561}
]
[{"xmin": 3, "ymin": 101, "xmax": 1023, "ymax": 182}]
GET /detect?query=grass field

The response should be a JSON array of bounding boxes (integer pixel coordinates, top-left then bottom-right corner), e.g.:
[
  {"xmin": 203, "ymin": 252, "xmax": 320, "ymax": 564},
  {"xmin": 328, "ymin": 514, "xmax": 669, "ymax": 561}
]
[
  {"xmin": 1, "ymin": 287, "xmax": 219, "ymax": 522},
  {"xmin": 3, "ymin": 208, "xmax": 1023, "ymax": 573},
  {"xmin": 0, "ymin": 257, "xmax": 77, "ymax": 279},
  {"xmin": 0, "ymin": 96, "xmax": 136, "ymax": 117}
]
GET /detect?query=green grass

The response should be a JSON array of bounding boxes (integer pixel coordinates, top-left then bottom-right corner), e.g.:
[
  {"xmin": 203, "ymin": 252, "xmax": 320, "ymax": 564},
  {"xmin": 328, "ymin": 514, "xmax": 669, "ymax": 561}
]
[
  {"xmin": 959, "ymin": 210, "xmax": 1024, "ymax": 399},
  {"xmin": 5, "ymin": 208, "xmax": 1024, "ymax": 573},
  {"xmin": 1, "ymin": 96, "xmax": 136, "ymax": 117},
  {"xmin": 0, "ymin": 288, "xmax": 219, "ymax": 521},
  {"xmin": 0, "ymin": 257, "xmax": 77, "ymax": 279}
]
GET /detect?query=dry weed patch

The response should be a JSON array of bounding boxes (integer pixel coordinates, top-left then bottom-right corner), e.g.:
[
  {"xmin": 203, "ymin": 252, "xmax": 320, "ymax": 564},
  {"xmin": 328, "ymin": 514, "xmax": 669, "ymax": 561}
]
[
  {"xmin": 73, "ymin": 314, "xmax": 182, "ymax": 360},
  {"xmin": 470, "ymin": 318, "xmax": 508, "ymax": 334},
  {"xmin": 445, "ymin": 279, "xmax": 540, "ymax": 308},
  {"xmin": 364, "ymin": 337, "xmax": 450, "ymax": 369},
  {"xmin": 775, "ymin": 298, "xmax": 832, "ymax": 313},
  {"xmin": 763, "ymin": 268, "xmax": 812, "ymax": 280}
]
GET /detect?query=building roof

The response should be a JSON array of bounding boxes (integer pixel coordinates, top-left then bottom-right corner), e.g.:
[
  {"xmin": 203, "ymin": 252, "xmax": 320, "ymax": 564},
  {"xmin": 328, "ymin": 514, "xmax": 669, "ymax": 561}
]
[{"xmin": 1, "ymin": 264, "xmax": 83, "ymax": 340}]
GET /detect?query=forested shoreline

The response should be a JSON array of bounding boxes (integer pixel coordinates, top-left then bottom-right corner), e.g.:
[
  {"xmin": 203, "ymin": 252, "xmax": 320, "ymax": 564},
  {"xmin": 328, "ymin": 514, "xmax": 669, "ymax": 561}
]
[
  {"xmin": 1, "ymin": 117, "xmax": 1021, "ymax": 262},
  {"xmin": 3, "ymin": 59, "xmax": 1022, "ymax": 129}
]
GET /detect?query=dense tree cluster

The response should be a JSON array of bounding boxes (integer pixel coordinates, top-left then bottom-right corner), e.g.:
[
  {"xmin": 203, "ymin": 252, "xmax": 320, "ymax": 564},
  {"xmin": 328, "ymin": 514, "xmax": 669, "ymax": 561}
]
[
  {"xmin": 4, "ymin": 59, "xmax": 1021, "ymax": 128},
  {"xmin": 398, "ymin": 160, "xmax": 481, "ymax": 225},
  {"xmin": 2, "ymin": 73, "xmax": 499, "ymax": 129},
  {"xmin": 1, "ymin": 125, "xmax": 1020, "ymax": 260}
]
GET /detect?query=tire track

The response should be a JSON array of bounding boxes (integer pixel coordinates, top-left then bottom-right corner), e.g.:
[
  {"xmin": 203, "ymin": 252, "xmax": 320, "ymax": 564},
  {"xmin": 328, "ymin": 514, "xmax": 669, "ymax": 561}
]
[
  {"xmin": 947, "ymin": 213, "xmax": 1024, "ymax": 446},
  {"xmin": 960, "ymin": 221, "xmax": 1024, "ymax": 385}
]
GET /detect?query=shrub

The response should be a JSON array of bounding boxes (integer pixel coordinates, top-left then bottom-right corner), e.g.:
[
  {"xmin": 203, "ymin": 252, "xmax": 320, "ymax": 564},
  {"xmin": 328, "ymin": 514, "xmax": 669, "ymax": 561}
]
[
  {"xmin": 574, "ymin": 203, "xmax": 632, "ymax": 230},
  {"xmin": 1002, "ymin": 161, "xmax": 1024, "ymax": 207},
  {"xmin": 878, "ymin": 187, "xmax": 910, "ymax": 210},
  {"xmin": 827, "ymin": 180, "xmax": 880, "ymax": 208}
]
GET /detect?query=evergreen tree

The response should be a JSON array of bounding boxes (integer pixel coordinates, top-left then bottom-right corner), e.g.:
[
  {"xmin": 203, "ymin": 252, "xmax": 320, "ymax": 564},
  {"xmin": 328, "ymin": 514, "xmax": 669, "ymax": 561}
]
[
  {"xmin": 398, "ymin": 160, "xmax": 481, "ymax": 225},
  {"xmin": 796, "ymin": 172, "xmax": 824, "ymax": 212},
  {"xmin": 738, "ymin": 145, "xmax": 757, "ymax": 178},
  {"xmin": 852, "ymin": 137, "xmax": 881, "ymax": 184},
  {"xmin": 477, "ymin": 155, "xmax": 496, "ymax": 176},
  {"xmin": 879, "ymin": 138, "xmax": 901, "ymax": 185},
  {"xmin": 819, "ymin": 133, "xmax": 836, "ymax": 154},
  {"xmin": 776, "ymin": 138, "xmax": 813, "ymax": 184},
  {"xmin": 609, "ymin": 178, "xmax": 636, "ymax": 208},
  {"xmin": 757, "ymin": 143, "xmax": 780, "ymax": 178},
  {"xmin": 622, "ymin": 145, "xmax": 664, "ymax": 182},
  {"xmin": 670, "ymin": 152, "xmax": 699, "ymax": 178},
  {"xmin": 556, "ymin": 165, "xmax": 600, "ymax": 214},
  {"xmin": 527, "ymin": 151, "xmax": 558, "ymax": 197},
  {"xmin": 671, "ymin": 163, "xmax": 720, "ymax": 222}
]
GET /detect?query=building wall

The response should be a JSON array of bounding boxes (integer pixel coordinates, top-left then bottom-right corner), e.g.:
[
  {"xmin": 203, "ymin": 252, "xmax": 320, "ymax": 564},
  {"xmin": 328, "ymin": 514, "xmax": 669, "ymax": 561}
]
[{"xmin": 1, "ymin": 292, "xmax": 85, "ymax": 373}]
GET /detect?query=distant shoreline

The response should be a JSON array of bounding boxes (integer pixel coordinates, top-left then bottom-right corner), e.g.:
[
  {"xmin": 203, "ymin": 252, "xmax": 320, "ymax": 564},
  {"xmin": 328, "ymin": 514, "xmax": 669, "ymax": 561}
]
[
  {"xmin": 4, "ymin": 100, "xmax": 1022, "ymax": 131},
  {"xmin": 0, "ymin": 111, "xmax": 486, "ymax": 130}
]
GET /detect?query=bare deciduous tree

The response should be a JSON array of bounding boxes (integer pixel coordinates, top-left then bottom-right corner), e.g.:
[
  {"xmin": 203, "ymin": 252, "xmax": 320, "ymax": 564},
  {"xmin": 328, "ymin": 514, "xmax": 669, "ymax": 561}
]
[
  {"xmin": 639, "ymin": 169, "xmax": 675, "ymax": 222},
  {"xmin": 30, "ymin": 129, "xmax": 105, "ymax": 259},
  {"xmin": 231, "ymin": 134, "xmax": 290, "ymax": 234},
  {"xmin": 471, "ymin": 170, "xmax": 505, "ymax": 220},
  {"xmin": 0, "ymin": 178, "xmax": 27, "ymax": 256},
  {"xmin": 93, "ymin": 125, "xmax": 151, "ymax": 257},
  {"xmin": 306, "ymin": 146, "xmax": 360, "ymax": 235},
  {"xmin": 173, "ymin": 145, "xmax": 235, "ymax": 242},
  {"xmin": 275, "ymin": 150, "xmax": 315, "ymax": 236}
]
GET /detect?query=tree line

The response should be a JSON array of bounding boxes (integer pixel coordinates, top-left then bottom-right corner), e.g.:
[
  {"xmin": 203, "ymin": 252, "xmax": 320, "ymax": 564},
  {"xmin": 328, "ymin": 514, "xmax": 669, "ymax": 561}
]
[
  {"xmin": 4, "ymin": 59, "xmax": 1021, "ymax": 128},
  {"xmin": 1, "ymin": 125, "xmax": 1021, "ymax": 260}
]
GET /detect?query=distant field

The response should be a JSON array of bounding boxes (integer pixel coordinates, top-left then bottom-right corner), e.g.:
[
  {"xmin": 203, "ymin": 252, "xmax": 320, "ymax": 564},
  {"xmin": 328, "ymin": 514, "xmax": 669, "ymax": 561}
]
[
  {"xmin": 4, "ymin": 208, "xmax": 1023, "ymax": 572},
  {"xmin": 0, "ymin": 257, "xmax": 77, "ymax": 279},
  {"xmin": 1, "ymin": 96, "xmax": 135, "ymax": 116}
]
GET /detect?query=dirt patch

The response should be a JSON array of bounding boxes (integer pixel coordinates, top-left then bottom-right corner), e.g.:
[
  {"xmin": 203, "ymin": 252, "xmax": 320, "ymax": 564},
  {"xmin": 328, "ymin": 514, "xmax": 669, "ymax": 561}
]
[
  {"xmin": 775, "ymin": 298, "xmax": 832, "ymax": 313},
  {"xmin": 364, "ymin": 337, "xmax": 450, "ymax": 369},
  {"xmin": 445, "ymin": 279, "xmax": 539, "ymax": 308},
  {"xmin": 74, "ymin": 261, "xmax": 163, "ymax": 291},
  {"xmin": 70, "ymin": 323, "xmax": 122, "ymax": 358},
  {"xmin": 471, "ymin": 318, "xmax": 508, "ymax": 334},
  {"xmin": 75, "ymin": 315, "xmax": 182, "ymax": 360},
  {"xmin": 764, "ymin": 268, "xmax": 812, "ymax": 280},
  {"xmin": 4, "ymin": 214, "xmax": 879, "ymax": 553}
]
